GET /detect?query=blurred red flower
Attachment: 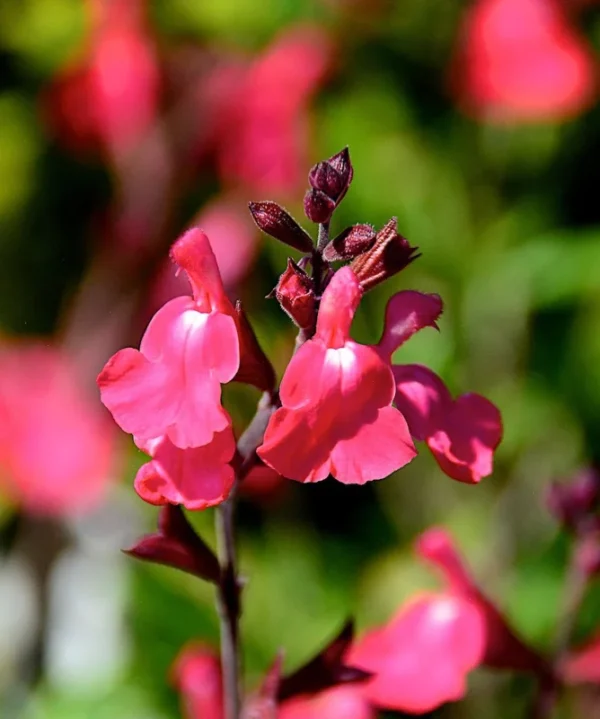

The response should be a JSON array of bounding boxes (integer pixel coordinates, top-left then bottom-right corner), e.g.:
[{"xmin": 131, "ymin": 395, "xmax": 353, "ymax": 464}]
[
  {"xmin": 451, "ymin": 0, "xmax": 596, "ymax": 122},
  {"xmin": 45, "ymin": 0, "xmax": 160, "ymax": 157},
  {"xmin": 0, "ymin": 342, "xmax": 115, "ymax": 516}
]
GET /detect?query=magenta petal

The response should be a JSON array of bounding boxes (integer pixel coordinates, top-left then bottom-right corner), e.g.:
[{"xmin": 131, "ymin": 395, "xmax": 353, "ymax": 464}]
[
  {"xmin": 98, "ymin": 347, "xmax": 178, "ymax": 441},
  {"xmin": 99, "ymin": 296, "xmax": 239, "ymax": 448},
  {"xmin": 350, "ymin": 593, "xmax": 485, "ymax": 714},
  {"xmin": 378, "ymin": 291, "xmax": 443, "ymax": 358},
  {"xmin": 134, "ymin": 430, "xmax": 235, "ymax": 510},
  {"xmin": 427, "ymin": 393, "xmax": 502, "ymax": 484},
  {"xmin": 392, "ymin": 364, "xmax": 451, "ymax": 441}
]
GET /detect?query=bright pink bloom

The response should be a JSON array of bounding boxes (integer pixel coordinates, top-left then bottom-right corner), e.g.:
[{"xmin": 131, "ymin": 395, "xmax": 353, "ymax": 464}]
[
  {"xmin": 134, "ymin": 430, "xmax": 235, "ymax": 510},
  {"xmin": 171, "ymin": 644, "xmax": 223, "ymax": 719},
  {"xmin": 561, "ymin": 632, "xmax": 600, "ymax": 684},
  {"xmin": 279, "ymin": 685, "xmax": 374, "ymax": 719},
  {"xmin": 215, "ymin": 26, "xmax": 333, "ymax": 196},
  {"xmin": 258, "ymin": 267, "xmax": 417, "ymax": 484},
  {"xmin": 417, "ymin": 528, "xmax": 548, "ymax": 674},
  {"xmin": 45, "ymin": 0, "xmax": 160, "ymax": 156},
  {"xmin": 392, "ymin": 364, "xmax": 502, "ymax": 484},
  {"xmin": 0, "ymin": 343, "xmax": 115, "ymax": 516},
  {"xmin": 452, "ymin": 0, "xmax": 595, "ymax": 123},
  {"xmin": 349, "ymin": 593, "xmax": 486, "ymax": 714},
  {"xmin": 98, "ymin": 229, "xmax": 239, "ymax": 449}
]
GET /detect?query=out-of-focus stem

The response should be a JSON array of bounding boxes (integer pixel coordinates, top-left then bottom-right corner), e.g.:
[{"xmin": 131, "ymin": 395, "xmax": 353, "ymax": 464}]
[{"xmin": 216, "ymin": 490, "xmax": 242, "ymax": 719}]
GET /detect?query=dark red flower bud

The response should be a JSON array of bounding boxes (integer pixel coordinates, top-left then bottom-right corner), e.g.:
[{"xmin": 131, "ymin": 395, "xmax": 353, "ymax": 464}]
[
  {"xmin": 308, "ymin": 161, "xmax": 346, "ymax": 201},
  {"xmin": 233, "ymin": 301, "xmax": 277, "ymax": 392},
  {"xmin": 303, "ymin": 189, "xmax": 336, "ymax": 224},
  {"xmin": 327, "ymin": 147, "xmax": 353, "ymax": 190},
  {"xmin": 546, "ymin": 467, "xmax": 600, "ymax": 533},
  {"xmin": 269, "ymin": 259, "xmax": 316, "ymax": 330},
  {"xmin": 278, "ymin": 620, "xmax": 372, "ymax": 702},
  {"xmin": 350, "ymin": 217, "xmax": 420, "ymax": 291},
  {"xmin": 124, "ymin": 505, "xmax": 220, "ymax": 583},
  {"xmin": 322, "ymin": 224, "xmax": 377, "ymax": 261},
  {"xmin": 249, "ymin": 201, "xmax": 313, "ymax": 253}
]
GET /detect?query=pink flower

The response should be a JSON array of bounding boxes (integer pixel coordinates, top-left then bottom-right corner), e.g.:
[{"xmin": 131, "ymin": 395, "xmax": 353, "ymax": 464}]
[
  {"xmin": 134, "ymin": 431, "xmax": 235, "ymax": 510},
  {"xmin": 451, "ymin": 0, "xmax": 595, "ymax": 123},
  {"xmin": 561, "ymin": 632, "xmax": 600, "ymax": 685},
  {"xmin": 392, "ymin": 364, "xmax": 502, "ymax": 484},
  {"xmin": 417, "ymin": 528, "xmax": 548, "ymax": 674},
  {"xmin": 45, "ymin": 0, "xmax": 160, "ymax": 156},
  {"xmin": 349, "ymin": 592, "xmax": 486, "ymax": 714},
  {"xmin": 0, "ymin": 343, "xmax": 115, "ymax": 516},
  {"xmin": 172, "ymin": 644, "xmax": 372, "ymax": 719},
  {"xmin": 98, "ymin": 228, "xmax": 240, "ymax": 449},
  {"xmin": 258, "ymin": 267, "xmax": 417, "ymax": 484},
  {"xmin": 278, "ymin": 685, "xmax": 374, "ymax": 719},
  {"xmin": 171, "ymin": 644, "xmax": 223, "ymax": 719},
  {"xmin": 214, "ymin": 26, "xmax": 333, "ymax": 196}
]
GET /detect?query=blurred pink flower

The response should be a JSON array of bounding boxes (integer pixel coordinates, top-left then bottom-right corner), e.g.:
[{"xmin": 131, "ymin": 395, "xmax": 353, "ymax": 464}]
[
  {"xmin": 561, "ymin": 632, "xmax": 600, "ymax": 684},
  {"xmin": 172, "ymin": 644, "xmax": 224, "ymax": 719},
  {"xmin": 45, "ymin": 0, "xmax": 160, "ymax": 156},
  {"xmin": 278, "ymin": 685, "xmax": 374, "ymax": 719},
  {"xmin": 0, "ymin": 342, "xmax": 115, "ymax": 516},
  {"xmin": 349, "ymin": 592, "xmax": 485, "ymax": 714},
  {"xmin": 451, "ymin": 0, "xmax": 596, "ymax": 122},
  {"xmin": 172, "ymin": 645, "xmax": 372, "ymax": 719},
  {"xmin": 213, "ymin": 26, "xmax": 333, "ymax": 196}
]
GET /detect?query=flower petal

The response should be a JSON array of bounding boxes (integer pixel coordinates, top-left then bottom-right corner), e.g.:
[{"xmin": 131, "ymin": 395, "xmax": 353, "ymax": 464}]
[
  {"xmin": 279, "ymin": 686, "xmax": 374, "ymax": 719},
  {"xmin": 171, "ymin": 228, "xmax": 233, "ymax": 314},
  {"xmin": 392, "ymin": 364, "xmax": 451, "ymax": 441},
  {"xmin": 329, "ymin": 407, "xmax": 416, "ymax": 485},
  {"xmin": 378, "ymin": 291, "xmax": 443, "ymax": 359},
  {"xmin": 99, "ymin": 297, "xmax": 239, "ymax": 448},
  {"xmin": 427, "ymin": 393, "xmax": 503, "ymax": 484},
  {"xmin": 316, "ymin": 267, "xmax": 362, "ymax": 349},
  {"xmin": 349, "ymin": 593, "xmax": 485, "ymax": 714},
  {"xmin": 134, "ymin": 430, "xmax": 235, "ymax": 510}
]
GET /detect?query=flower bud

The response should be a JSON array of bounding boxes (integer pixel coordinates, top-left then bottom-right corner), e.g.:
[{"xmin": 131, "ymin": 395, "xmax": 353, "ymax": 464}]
[
  {"xmin": 323, "ymin": 224, "xmax": 377, "ymax": 261},
  {"xmin": 249, "ymin": 201, "xmax": 314, "ymax": 253},
  {"xmin": 124, "ymin": 505, "xmax": 221, "ymax": 583},
  {"xmin": 546, "ymin": 467, "xmax": 600, "ymax": 532},
  {"xmin": 303, "ymin": 189, "xmax": 336, "ymax": 224},
  {"xmin": 309, "ymin": 161, "xmax": 346, "ymax": 202},
  {"xmin": 270, "ymin": 259, "xmax": 316, "ymax": 329},
  {"xmin": 350, "ymin": 218, "xmax": 420, "ymax": 291}
]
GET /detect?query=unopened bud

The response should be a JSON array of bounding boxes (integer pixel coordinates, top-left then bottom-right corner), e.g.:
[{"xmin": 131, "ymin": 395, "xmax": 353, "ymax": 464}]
[
  {"xmin": 270, "ymin": 260, "xmax": 316, "ymax": 329},
  {"xmin": 546, "ymin": 467, "xmax": 600, "ymax": 532},
  {"xmin": 323, "ymin": 224, "xmax": 377, "ymax": 261},
  {"xmin": 304, "ymin": 189, "xmax": 336, "ymax": 224},
  {"xmin": 249, "ymin": 201, "xmax": 313, "ymax": 253},
  {"xmin": 350, "ymin": 217, "xmax": 420, "ymax": 291},
  {"xmin": 309, "ymin": 161, "xmax": 346, "ymax": 202}
]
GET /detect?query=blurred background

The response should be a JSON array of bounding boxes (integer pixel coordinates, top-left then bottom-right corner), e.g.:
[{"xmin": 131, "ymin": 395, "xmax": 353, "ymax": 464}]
[{"xmin": 0, "ymin": 0, "xmax": 599, "ymax": 716}]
